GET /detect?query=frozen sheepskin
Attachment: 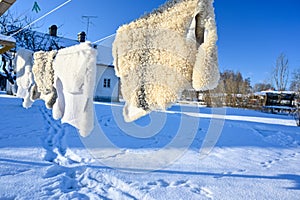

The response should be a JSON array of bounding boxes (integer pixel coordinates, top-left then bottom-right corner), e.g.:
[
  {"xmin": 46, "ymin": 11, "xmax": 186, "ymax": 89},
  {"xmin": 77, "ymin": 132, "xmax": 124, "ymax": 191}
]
[
  {"xmin": 32, "ymin": 50, "xmax": 58, "ymax": 109},
  {"xmin": 15, "ymin": 48, "xmax": 35, "ymax": 109},
  {"xmin": 192, "ymin": 0, "xmax": 219, "ymax": 90},
  {"xmin": 113, "ymin": 0, "xmax": 219, "ymax": 122},
  {"xmin": 52, "ymin": 42, "xmax": 97, "ymax": 137}
]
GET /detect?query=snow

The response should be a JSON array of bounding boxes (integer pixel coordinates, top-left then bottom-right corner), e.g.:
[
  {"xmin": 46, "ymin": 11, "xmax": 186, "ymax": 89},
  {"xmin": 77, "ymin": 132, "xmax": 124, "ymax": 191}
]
[
  {"xmin": 0, "ymin": 93, "xmax": 300, "ymax": 199},
  {"xmin": 255, "ymin": 90, "xmax": 296, "ymax": 96},
  {"xmin": 0, "ymin": 34, "xmax": 16, "ymax": 43}
]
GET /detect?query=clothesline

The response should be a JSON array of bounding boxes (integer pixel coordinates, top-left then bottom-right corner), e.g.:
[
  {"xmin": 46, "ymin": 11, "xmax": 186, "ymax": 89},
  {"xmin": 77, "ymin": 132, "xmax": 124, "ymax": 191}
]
[
  {"xmin": 8, "ymin": 0, "xmax": 72, "ymax": 39},
  {"xmin": 6, "ymin": 0, "xmax": 115, "ymax": 46},
  {"xmin": 14, "ymin": 0, "xmax": 220, "ymax": 138},
  {"xmin": 92, "ymin": 33, "xmax": 116, "ymax": 45},
  {"xmin": 15, "ymin": 42, "xmax": 97, "ymax": 137}
]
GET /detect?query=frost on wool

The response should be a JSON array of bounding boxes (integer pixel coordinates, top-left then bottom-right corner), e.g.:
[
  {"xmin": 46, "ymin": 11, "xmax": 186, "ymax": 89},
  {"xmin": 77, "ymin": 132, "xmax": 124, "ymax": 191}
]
[
  {"xmin": 32, "ymin": 50, "xmax": 58, "ymax": 109},
  {"xmin": 15, "ymin": 48, "xmax": 35, "ymax": 109},
  {"xmin": 52, "ymin": 42, "xmax": 97, "ymax": 137},
  {"xmin": 113, "ymin": 0, "xmax": 219, "ymax": 122},
  {"xmin": 192, "ymin": 0, "xmax": 220, "ymax": 91}
]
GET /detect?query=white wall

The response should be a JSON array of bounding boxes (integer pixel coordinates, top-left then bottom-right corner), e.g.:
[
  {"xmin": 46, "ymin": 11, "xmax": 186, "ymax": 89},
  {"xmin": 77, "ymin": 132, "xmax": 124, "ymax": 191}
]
[{"xmin": 94, "ymin": 64, "xmax": 119, "ymax": 102}]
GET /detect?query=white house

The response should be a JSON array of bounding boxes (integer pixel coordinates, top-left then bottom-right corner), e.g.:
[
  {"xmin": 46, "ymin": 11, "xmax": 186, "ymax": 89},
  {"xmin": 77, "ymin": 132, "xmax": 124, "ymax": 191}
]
[
  {"xmin": 3, "ymin": 23, "xmax": 120, "ymax": 101},
  {"xmin": 94, "ymin": 35, "xmax": 119, "ymax": 102}
]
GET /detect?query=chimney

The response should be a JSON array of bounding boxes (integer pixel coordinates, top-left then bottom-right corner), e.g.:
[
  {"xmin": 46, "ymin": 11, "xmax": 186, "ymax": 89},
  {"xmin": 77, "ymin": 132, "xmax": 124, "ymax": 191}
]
[
  {"xmin": 49, "ymin": 25, "xmax": 58, "ymax": 37},
  {"xmin": 78, "ymin": 31, "xmax": 86, "ymax": 42}
]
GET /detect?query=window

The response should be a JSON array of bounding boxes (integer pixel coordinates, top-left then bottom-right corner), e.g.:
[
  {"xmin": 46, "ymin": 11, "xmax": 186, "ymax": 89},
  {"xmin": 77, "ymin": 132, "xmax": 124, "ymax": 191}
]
[{"xmin": 103, "ymin": 78, "xmax": 111, "ymax": 88}]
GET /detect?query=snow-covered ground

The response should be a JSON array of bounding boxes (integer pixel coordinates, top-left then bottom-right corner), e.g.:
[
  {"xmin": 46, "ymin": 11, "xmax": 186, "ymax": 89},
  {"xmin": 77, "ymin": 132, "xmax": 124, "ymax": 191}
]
[{"xmin": 0, "ymin": 92, "xmax": 299, "ymax": 200}]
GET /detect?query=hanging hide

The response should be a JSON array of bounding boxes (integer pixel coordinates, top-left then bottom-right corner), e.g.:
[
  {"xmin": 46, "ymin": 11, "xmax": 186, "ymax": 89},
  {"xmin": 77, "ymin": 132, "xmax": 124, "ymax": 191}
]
[
  {"xmin": 113, "ymin": 0, "xmax": 219, "ymax": 122},
  {"xmin": 52, "ymin": 42, "xmax": 97, "ymax": 137},
  {"xmin": 15, "ymin": 48, "xmax": 35, "ymax": 108},
  {"xmin": 32, "ymin": 50, "xmax": 58, "ymax": 109}
]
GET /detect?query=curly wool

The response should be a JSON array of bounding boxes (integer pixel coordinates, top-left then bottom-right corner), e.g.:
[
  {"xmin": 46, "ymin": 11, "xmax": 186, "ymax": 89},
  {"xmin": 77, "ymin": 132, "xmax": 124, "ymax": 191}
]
[
  {"xmin": 32, "ymin": 50, "xmax": 58, "ymax": 109},
  {"xmin": 192, "ymin": 0, "xmax": 219, "ymax": 90},
  {"xmin": 113, "ymin": 0, "xmax": 219, "ymax": 122}
]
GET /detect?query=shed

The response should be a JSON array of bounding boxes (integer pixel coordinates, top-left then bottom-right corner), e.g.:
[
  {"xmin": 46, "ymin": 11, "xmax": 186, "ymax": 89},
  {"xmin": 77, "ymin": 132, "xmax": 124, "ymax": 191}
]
[{"xmin": 260, "ymin": 91, "xmax": 296, "ymax": 113}]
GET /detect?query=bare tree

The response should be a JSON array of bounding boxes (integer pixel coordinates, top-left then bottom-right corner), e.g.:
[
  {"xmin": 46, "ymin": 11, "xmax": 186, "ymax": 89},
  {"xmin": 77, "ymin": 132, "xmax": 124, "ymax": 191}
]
[
  {"xmin": 273, "ymin": 53, "xmax": 289, "ymax": 91},
  {"xmin": 204, "ymin": 70, "xmax": 252, "ymax": 107},
  {"xmin": 0, "ymin": 11, "xmax": 61, "ymax": 51},
  {"xmin": 0, "ymin": 11, "xmax": 63, "ymax": 91},
  {"xmin": 290, "ymin": 68, "xmax": 300, "ymax": 92},
  {"xmin": 253, "ymin": 83, "xmax": 273, "ymax": 92}
]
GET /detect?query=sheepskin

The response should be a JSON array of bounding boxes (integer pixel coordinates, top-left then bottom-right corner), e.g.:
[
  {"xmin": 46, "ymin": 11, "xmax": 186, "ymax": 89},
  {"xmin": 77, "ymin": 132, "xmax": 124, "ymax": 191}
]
[
  {"xmin": 52, "ymin": 42, "xmax": 97, "ymax": 137},
  {"xmin": 113, "ymin": 0, "xmax": 219, "ymax": 122},
  {"xmin": 15, "ymin": 48, "xmax": 35, "ymax": 109},
  {"xmin": 32, "ymin": 50, "xmax": 57, "ymax": 109}
]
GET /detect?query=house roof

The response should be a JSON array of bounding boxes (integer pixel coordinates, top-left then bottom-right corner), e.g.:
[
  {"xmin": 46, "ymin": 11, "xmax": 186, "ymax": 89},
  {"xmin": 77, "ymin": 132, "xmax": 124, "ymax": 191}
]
[
  {"xmin": 9, "ymin": 29, "xmax": 79, "ymax": 51},
  {"xmin": 96, "ymin": 35, "xmax": 115, "ymax": 66},
  {"xmin": 0, "ymin": 34, "xmax": 16, "ymax": 43},
  {"xmin": 0, "ymin": 0, "xmax": 16, "ymax": 17},
  {"xmin": 255, "ymin": 90, "xmax": 296, "ymax": 96},
  {"xmin": 31, "ymin": 31, "xmax": 79, "ymax": 50}
]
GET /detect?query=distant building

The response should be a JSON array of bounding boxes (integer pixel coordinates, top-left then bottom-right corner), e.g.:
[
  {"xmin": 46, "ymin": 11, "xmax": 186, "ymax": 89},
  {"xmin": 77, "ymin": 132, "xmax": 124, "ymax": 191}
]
[{"xmin": 255, "ymin": 90, "xmax": 297, "ymax": 113}]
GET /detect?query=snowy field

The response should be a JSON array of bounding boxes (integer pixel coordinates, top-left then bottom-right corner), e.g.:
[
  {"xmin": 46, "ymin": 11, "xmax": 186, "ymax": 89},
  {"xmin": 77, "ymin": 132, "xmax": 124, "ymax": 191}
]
[{"xmin": 0, "ymin": 92, "xmax": 300, "ymax": 200}]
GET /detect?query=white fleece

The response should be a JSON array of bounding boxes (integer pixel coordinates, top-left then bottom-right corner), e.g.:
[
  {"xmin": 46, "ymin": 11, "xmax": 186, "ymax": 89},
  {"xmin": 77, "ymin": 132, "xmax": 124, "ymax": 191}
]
[
  {"xmin": 15, "ymin": 48, "xmax": 35, "ymax": 109},
  {"xmin": 32, "ymin": 50, "xmax": 58, "ymax": 109},
  {"xmin": 113, "ymin": 0, "xmax": 219, "ymax": 122},
  {"xmin": 192, "ymin": 0, "xmax": 220, "ymax": 90},
  {"xmin": 52, "ymin": 42, "xmax": 97, "ymax": 137}
]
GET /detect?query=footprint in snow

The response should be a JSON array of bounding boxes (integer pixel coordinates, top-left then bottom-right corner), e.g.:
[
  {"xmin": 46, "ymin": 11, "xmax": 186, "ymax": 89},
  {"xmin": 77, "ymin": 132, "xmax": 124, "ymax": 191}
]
[
  {"xmin": 142, "ymin": 179, "xmax": 214, "ymax": 199},
  {"xmin": 214, "ymin": 169, "xmax": 247, "ymax": 178},
  {"xmin": 259, "ymin": 153, "xmax": 298, "ymax": 168},
  {"xmin": 157, "ymin": 179, "xmax": 169, "ymax": 187},
  {"xmin": 200, "ymin": 187, "xmax": 214, "ymax": 199},
  {"xmin": 170, "ymin": 180, "xmax": 188, "ymax": 187}
]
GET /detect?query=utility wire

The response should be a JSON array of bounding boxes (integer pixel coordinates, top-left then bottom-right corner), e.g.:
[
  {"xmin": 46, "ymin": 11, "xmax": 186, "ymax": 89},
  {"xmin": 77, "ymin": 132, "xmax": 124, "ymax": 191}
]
[{"xmin": 92, "ymin": 33, "xmax": 116, "ymax": 45}]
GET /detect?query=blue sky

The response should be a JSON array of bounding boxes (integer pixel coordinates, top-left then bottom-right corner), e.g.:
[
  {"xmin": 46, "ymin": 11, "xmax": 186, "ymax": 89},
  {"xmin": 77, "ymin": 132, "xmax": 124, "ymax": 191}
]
[{"xmin": 8, "ymin": 0, "xmax": 300, "ymax": 86}]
